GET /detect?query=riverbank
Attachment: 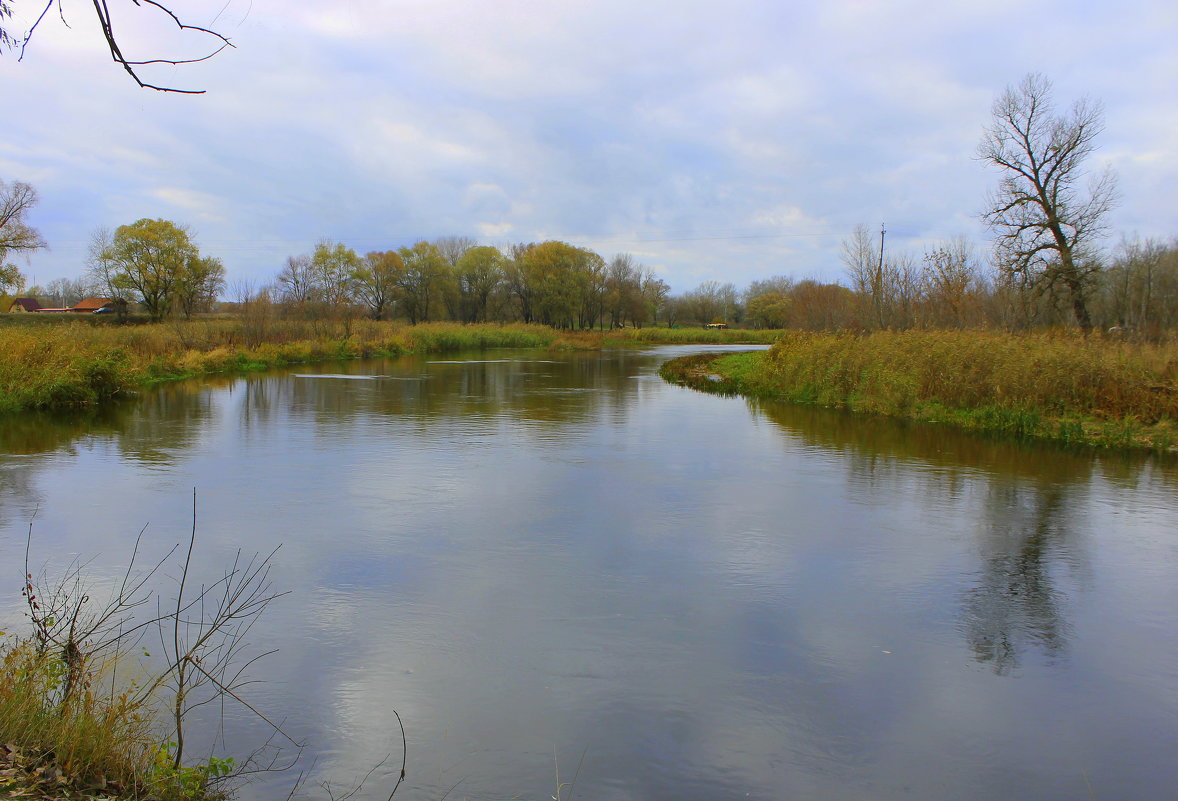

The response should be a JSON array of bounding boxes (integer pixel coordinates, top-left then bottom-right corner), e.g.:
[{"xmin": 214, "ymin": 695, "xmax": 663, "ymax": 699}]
[
  {"xmin": 659, "ymin": 329, "xmax": 1178, "ymax": 452},
  {"xmin": 0, "ymin": 319, "xmax": 781, "ymax": 414},
  {"xmin": 2, "ymin": 641, "xmax": 147, "ymax": 801}
]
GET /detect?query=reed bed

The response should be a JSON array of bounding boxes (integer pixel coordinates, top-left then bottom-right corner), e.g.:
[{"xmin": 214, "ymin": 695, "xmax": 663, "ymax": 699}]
[
  {"xmin": 0, "ymin": 319, "xmax": 783, "ymax": 413},
  {"xmin": 661, "ymin": 329, "xmax": 1178, "ymax": 451},
  {"xmin": 0, "ymin": 320, "xmax": 565, "ymax": 413}
]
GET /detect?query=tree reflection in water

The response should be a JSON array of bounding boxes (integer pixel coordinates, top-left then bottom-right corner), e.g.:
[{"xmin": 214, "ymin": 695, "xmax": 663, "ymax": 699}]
[
  {"xmin": 963, "ymin": 481, "xmax": 1074, "ymax": 674},
  {"xmin": 744, "ymin": 396, "xmax": 1103, "ymax": 676}
]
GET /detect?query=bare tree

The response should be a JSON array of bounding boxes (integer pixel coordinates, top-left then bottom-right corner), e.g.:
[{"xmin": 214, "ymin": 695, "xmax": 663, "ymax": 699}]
[
  {"xmin": 842, "ymin": 224, "xmax": 885, "ymax": 329},
  {"xmin": 1102, "ymin": 237, "xmax": 1178, "ymax": 335},
  {"xmin": 21, "ymin": 495, "xmax": 297, "ymax": 795},
  {"xmin": 23, "ymin": 522, "xmax": 175, "ymax": 704},
  {"xmin": 640, "ymin": 269, "xmax": 669, "ymax": 327},
  {"xmin": 276, "ymin": 254, "xmax": 317, "ymax": 308},
  {"xmin": 230, "ymin": 278, "xmax": 277, "ymax": 347},
  {"xmin": 9, "ymin": 1, "xmax": 233, "ymax": 94},
  {"xmin": 86, "ymin": 226, "xmax": 118, "ymax": 297},
  {"xmin": 604, "ymin": 253, "xmax": 640, "ymax": 328},
  {"xmin": 44, "ymin": 275, "xmax": 99, "ymax": 307},
  {"xmin": 681, "ymin": 280, "xmax": 738, "ymax": 325},
  {"xmin": 890, "ymin": 252, "xmax": 922, "ymax": 330},
  {"xmin": 433, "ymin": 235, "xmax": 477, "ymax": 267},
  {"xmin": 1, "ymin": 179, "xmax": 46, "ymax": 289},
  {"xmin": 922, "ymin": 236, "xmax": 981, "ymax": 328},
  {"xmin": 978, "ymin": 73, "xmax": 1118, "ymax": 332}
]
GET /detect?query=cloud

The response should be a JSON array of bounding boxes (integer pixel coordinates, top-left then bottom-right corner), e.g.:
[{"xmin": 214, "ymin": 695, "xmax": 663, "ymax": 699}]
[
  {"xmin": 3, "ymin": 0, "xmax": 1174, "ymax": 293},
  {"xmin": 149, "ymin": 187, "xmax": 226, "ymax": 223}
]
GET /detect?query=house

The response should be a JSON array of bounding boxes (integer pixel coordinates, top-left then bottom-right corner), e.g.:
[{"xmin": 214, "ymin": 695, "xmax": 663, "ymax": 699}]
[
  {"xmin": 69, "ymin": 297, "xmax": 127, "ymax": 314},
  {"xmin": 8, "ymin": 298, "xmax": 42, "ymax": 313}
]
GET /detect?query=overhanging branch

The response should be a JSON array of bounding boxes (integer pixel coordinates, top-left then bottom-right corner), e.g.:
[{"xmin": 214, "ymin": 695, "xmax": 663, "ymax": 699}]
[{"xmin": 14, "ymin": 0, "xmax": 234, "ymax": 93}]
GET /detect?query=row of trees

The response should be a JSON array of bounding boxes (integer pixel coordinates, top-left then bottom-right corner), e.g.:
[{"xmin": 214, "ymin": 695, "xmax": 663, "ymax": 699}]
[
  {"xmin": 5, "ymin": 74, "xmax": 1175, "ymax": 334},
  {"xmin": 744, "ymin": 233, "xmax": 1178, "ymax": 335},
  {"xmin": 261, "ymin": 236, "xmax": 671, "ymax": 329},
  {"xmin": 254, "ymin": 229, "xmax": 1177, "ymax": 335},
  {"xmin": 9, "ymin": 204, "xmax": 1176, "ymax": 335}
]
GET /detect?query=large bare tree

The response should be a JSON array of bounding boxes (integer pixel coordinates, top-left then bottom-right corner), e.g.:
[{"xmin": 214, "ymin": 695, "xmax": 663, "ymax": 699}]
[{"xmin": 978, "ymin": 73, "xmax": 1118, "ymax": 331}]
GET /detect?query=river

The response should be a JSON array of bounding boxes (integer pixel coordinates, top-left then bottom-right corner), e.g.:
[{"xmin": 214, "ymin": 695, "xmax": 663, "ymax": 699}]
[{"xmin": 1, "ymin": 345, "xmax": 1176, "ymax": 800}]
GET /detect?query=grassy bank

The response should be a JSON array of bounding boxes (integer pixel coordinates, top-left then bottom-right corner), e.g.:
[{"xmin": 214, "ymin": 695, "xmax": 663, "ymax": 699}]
[
  {"xmin": 660, "ymin": 330, "xmax": 1178, "ymax": 451},
  {"xmin": 0, "ymin": 320, "xmax": 557, "ymax": 414},
  {"xmin": 0, "ymin": 639, "xmax": 177, "ymax": 801},
  {"xmin": 1, "ymin": 511, "xmax": 288, "ymax": 801},
  {"xmin": 0, "ymin": 319, "xmax": 783, "ymax": 414}
]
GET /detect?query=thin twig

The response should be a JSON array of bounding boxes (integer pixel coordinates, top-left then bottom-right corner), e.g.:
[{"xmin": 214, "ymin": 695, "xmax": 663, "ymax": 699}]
[
  {"xmin": 17, "ymin": 0, "xmax": 55, "ymax": 61},
  {"xmin": 386, "ymin": 709, "xmax": 407, "ymax": 801},
  {"xmin": 186, "ymin": 658, "xmax": 303, "ymax": 748}
]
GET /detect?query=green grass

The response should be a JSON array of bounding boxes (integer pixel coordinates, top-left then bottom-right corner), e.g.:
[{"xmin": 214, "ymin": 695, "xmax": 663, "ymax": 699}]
[{"xmin": 660, "ymin": 329, "xmax": 1178, "ymax": 452}]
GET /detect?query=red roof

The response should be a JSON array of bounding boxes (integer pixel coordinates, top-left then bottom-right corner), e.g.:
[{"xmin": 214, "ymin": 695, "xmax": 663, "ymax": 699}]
[
  {"xmin": 9, "ymin": 298, "xmax": 42, "ymax": 312},
  {"xmin": 71, "ymin": 297, "xmax": 117, "ymax": 311}
]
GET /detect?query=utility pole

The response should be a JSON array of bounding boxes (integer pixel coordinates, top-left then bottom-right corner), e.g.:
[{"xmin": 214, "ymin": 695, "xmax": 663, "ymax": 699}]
[
  {"xmin": 878, "ymin": 223, "xmax": 886, "ymax": 273},
  {"xmin": 873, "ymin": 223, "xmax": 886, "ymax": 329}
]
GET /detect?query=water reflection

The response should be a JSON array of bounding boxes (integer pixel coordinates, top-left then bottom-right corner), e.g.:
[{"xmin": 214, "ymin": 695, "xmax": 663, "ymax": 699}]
[
  {"xmin": 745, "ymin": 397, "xmax": 1174, "ymax": 676},
  {"xmin": 745, "ymin": 396, "xmax": 1176, "ymax": 491},
  {"xmin": 0, "ymin": 351, "xmax": 659, "ymax": 516},
  {"xmin": 115, "ymin": 382, "xmax": 222, "ymax": 465},
  {"xmin": 0, "ymin": 406, "xmax": 132, "ymax": 523},
  {"xmin": 1, "ymin": 349, "xmax": 1177, "ymax": 801},
  {"xmin": 213, "ymin": 351, "xmax": 659, "ymax": 440},
  {"xmin": 963, "ymin": 479, "xmax": 1075, "ymax": 673}
]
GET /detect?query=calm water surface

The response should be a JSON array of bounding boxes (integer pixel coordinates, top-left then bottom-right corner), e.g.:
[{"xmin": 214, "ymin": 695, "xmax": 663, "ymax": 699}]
[{"xmin": 1, "ymin": 346, "xmax": 1176, "ymax": 800}]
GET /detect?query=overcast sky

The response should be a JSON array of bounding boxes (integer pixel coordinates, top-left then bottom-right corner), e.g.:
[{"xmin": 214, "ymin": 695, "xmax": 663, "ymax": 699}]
[{"xmin": 2, "ymin": 0, "xmax": 1175, "ymax": 294}]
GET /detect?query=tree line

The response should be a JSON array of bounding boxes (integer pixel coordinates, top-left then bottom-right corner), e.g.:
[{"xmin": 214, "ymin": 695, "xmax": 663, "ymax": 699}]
[
  {"xmin": 7, "ymin": 216, "xmax": 1177, "ymax": 336},
  {"xmin": 253, "ymin": 236, "xmax": 672, "ymax": 330},
  {"xmin": 747, "ymin": 232, "xmax": 1178, "ymax": 336},
  {"xmin": 3, "ymin": 73, "xmax": 1176, "ymax": 335}
]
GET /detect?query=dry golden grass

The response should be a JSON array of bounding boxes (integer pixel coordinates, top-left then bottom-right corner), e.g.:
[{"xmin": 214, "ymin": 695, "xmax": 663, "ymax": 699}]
[
  {"xmin": 0, "ymin": 318, "xmax": 784, "ymax": 413},
  {"xmin": 0, "ymin": 320, "xmax": 566, "ymax": 413},
  {"xmin": 0, "ymin": 640, "xmax": 157, "ymax": 797},
  {"xmin": 662, "ymin": 329, "xmax": 1178, "ymax": 451}
]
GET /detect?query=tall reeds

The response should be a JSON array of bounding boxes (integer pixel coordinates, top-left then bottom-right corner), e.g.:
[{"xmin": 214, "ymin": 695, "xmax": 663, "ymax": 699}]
[
  {"xmin": 0, "ymin": 641, "xmax": 157, "ymax": 793},
  {"xmin": 662, "ymin": 330, "xmax": 1178, "ymax": 451},
  {"xmin": 0, "ymin": 320, "xmax": 566, "ymax": 413}
]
